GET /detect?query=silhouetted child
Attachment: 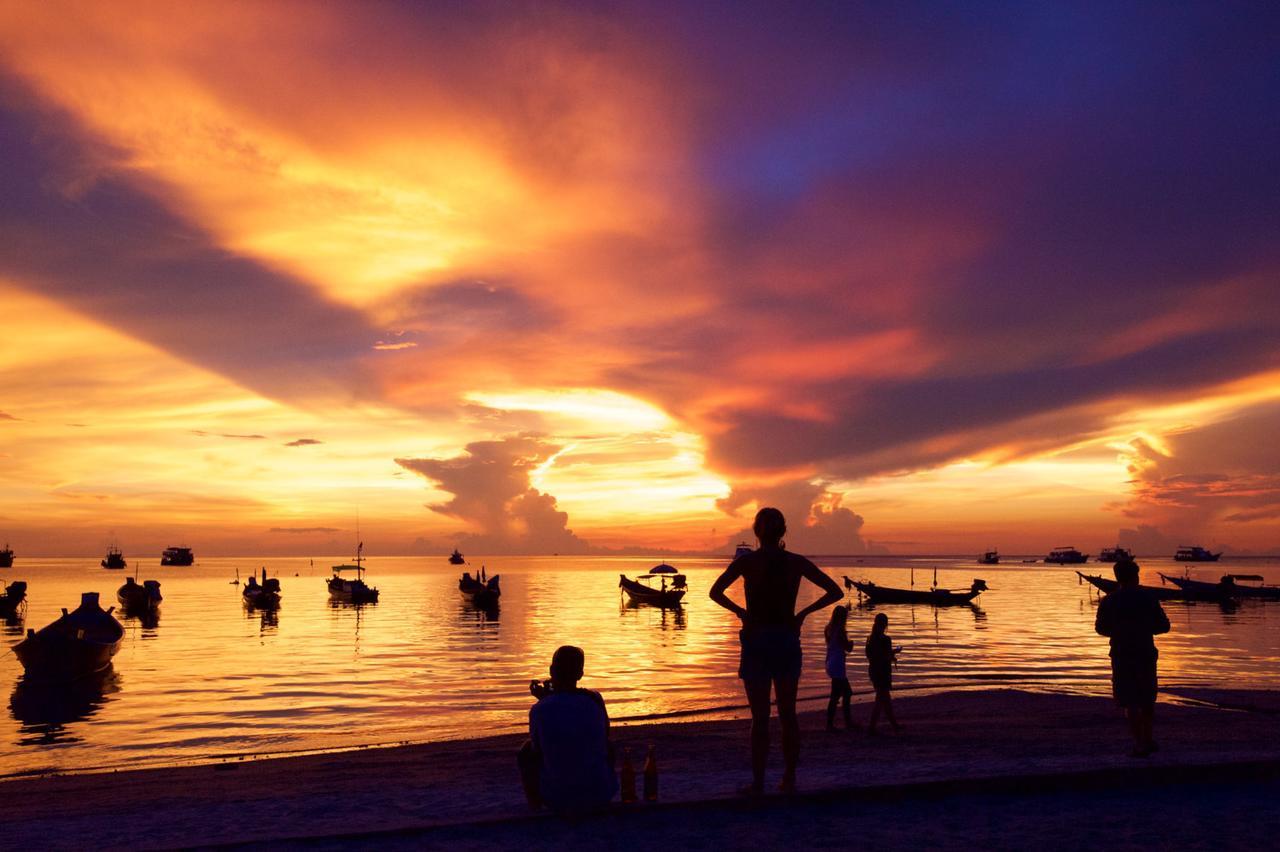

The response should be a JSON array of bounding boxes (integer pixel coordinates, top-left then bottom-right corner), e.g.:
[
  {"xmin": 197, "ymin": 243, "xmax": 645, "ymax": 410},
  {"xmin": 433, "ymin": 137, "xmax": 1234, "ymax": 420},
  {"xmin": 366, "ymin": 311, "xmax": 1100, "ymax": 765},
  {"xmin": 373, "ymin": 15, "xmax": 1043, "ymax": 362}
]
[
  {"xmin": 1095, "ymin": 558, "xmax": 1170, "ymax": 757},
  {"xmin": 866, "ymin": 613, "xmax": 901, "ymax": 733},
  {"xmin": 824, "ymin": 605, "xmax": 856, "ymax": 730},
  {"xmin": 518, "ymin": 646, "xmax": 618, "ymax": 814}
]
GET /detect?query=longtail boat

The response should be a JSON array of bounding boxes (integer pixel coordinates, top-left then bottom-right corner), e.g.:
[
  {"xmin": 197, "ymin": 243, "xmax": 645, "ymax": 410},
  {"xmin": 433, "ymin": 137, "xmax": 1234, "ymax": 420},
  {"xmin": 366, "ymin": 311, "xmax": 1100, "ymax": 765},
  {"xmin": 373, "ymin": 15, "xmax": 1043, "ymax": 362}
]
[
  {"xmin": 620, "ymin": 564, "xmax": 687, "ymax": 608},
  {"xmin": 243, "ymin": 567, "xmax": 283, "ymax": 609},
  {"xmin": 14, "ymin": 592, "xmax": 124, "ymax": 680},
  {"xmin": 459, "ymin": 566, "xmax": 501, "ymax": 606},
  {"xmin": 1159, "ymin": 572, "xmax": 1280, "ymax": 600},
  {"xmin": 0, "ymin": 580, "xmax": 27, "ymax": 617},
  {"xmin": 1076, "ymin": 571, "xmax": 1232, "ymax": 602},
  {"xmin": 845, "ymin": 575, "xmax": 987, "ymax": 606},
  {"xmin": 117, "ymin": 577, "xmax": 162, "ymax": 612}
]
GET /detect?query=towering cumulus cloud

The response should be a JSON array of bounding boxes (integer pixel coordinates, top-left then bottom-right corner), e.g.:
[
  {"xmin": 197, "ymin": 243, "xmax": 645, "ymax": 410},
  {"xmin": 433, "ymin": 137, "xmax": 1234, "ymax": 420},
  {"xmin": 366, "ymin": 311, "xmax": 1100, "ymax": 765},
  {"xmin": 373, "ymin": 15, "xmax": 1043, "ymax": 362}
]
[{"xmin": 397, "ymin": 436, "xmax": 592, "ymax": 554}]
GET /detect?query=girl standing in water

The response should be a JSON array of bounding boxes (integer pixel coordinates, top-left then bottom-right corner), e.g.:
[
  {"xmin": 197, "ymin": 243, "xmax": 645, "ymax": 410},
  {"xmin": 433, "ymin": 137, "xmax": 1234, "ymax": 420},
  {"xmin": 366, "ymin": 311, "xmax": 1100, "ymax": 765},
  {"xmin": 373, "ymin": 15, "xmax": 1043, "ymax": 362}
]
[
  {"xmin": 866, "ymin": 613, "xmax": 901, "ymax": 734},
  {"xmin": 824, "ymin": 605, "xmax": 856, "ymax": 730}
]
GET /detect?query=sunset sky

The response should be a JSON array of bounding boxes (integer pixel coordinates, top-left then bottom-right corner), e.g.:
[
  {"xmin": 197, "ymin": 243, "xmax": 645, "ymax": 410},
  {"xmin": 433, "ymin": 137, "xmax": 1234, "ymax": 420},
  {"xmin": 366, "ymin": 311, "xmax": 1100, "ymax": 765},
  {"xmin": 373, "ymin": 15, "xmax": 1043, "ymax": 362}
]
[{"xmin": 1, "ymin": 2, "xmax": 1277, "ymax": 556}]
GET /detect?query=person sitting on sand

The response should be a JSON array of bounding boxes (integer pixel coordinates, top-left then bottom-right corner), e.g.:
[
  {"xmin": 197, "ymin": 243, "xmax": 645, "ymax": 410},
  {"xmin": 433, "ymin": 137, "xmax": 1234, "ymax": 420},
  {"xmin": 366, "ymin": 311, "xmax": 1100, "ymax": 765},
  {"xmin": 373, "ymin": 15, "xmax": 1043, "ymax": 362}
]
[
  {"xmin": 709, "ymin": 507, "xmax": 844, "ymax": 794},
  {"xmin": 1094, "ymin": 557, "xmax": 1170, "ymax": 757},
  {"xmin": 824, "ymin": 605, "xmax": 857, "ymax": 731},
  {"xmin": 518, "ymin": 645, "xmax": 618, "ymax": 814},
  {"xmin": 866, "ymin": 613, "xmax": 901, "ymax": 734}
]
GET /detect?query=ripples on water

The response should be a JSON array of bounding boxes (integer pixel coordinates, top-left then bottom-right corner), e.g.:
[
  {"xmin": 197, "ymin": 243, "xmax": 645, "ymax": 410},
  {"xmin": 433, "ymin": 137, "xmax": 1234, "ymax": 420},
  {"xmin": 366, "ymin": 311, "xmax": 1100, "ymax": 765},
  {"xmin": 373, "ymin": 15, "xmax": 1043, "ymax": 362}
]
[{"xmin": 2, "ymin": 554, "xmax": 1278, "ymax": 775}]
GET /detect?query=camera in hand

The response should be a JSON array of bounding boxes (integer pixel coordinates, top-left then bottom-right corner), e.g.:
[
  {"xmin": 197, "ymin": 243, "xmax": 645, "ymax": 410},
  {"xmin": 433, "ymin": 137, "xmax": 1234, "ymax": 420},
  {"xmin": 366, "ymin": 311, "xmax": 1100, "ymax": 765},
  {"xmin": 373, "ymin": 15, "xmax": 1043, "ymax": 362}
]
[{"xmin": 529, "ymin": 678, "xmax": 554, "ymax": 699}]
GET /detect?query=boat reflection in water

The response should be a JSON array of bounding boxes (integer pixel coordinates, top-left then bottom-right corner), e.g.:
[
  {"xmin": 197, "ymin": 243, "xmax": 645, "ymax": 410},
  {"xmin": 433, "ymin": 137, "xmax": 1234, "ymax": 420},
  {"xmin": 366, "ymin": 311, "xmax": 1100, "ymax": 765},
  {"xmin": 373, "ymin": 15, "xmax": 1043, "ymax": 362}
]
[
  {"xmin": 120, "ymin": 606, "xmax": 161, "ymax": 634},
  {"xmin": 459, "ymin": 596, "xmax": 500, "ymax": 623},
  {"xmin": 10, "ymin": 665, "xmax": 121, "ymax": 745},
  {"xmin": 620, "ymin": 597, "xmax": 687, "ymax": 630}
]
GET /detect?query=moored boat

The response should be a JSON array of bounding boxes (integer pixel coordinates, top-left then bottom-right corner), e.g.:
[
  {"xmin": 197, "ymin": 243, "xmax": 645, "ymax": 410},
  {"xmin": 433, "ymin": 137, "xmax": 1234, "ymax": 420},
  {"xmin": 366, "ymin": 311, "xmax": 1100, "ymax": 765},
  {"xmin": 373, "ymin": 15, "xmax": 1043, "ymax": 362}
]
[
  {"xmin": 449, "ymin": 549, "xmax": 466, "ymax": 565},
  {"xmin": 459, "ymin": 566, "xmax": 500, "ymax": 606},
  {"xmin": 116, "ymin": 577, "xmax": 162, "ymax": 611},
  {"xmin": 101, "ymin": 546, "xmax": 127, "ymax": 570},
  {"xmin": 1098, "ymin": 546, "xmax": 1132, "ymax": 563},
  {"xmin": 243, "ymin": 568, "xmax": 282, "ymax": 609},
  {"xmin": 14, "ymin": 592, "xmax": 124, "ymax": 680},
  {"xmin": 978, "ymin": 549, "xmax": 999, "ymax": 565},
  {"xmin": 0, "ymin": 543, "xmax": 13, "ymax": 568},
  {"xmin": 619, "ymin": 564, "xmax": 687, "ymax": 607},
  {"xmin": 1159, "ymin": 572, "xmax": 1280, "ymax": 600},
  {"xmin": 1175, "ymin": 545, "xmax": 1222, "ymax": 562},
  {"xmin": 1044, "ymin": 546, "xmax": 1088, "ymax": 564},
  {"xmin": 161, "ymin": 546, "xmax": 195, "ymax": 566},
  {"xmin": 328, "ymin": 542, "xmax": 379, "ymax": 603},
  {"xmin": 733, "ymin": 542, "xmax": 753, "ymax": 559},
  {"xmin": 1077, "ymin": 570, "xmax": 1232, "ymax": 602},
  {"xmin": 0, "ymin": 580, "xmax": 27, "ymax": 617},
  {"xmin": 845, "ymin": 576, "xmax": 987, "ymax": 606}
]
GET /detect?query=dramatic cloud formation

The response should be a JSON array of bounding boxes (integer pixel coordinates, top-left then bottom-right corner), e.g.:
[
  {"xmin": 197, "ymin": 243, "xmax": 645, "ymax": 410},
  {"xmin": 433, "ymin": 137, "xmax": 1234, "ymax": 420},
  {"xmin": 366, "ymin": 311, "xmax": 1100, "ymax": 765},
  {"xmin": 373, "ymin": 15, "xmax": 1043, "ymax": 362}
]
[
  {"xmin": 397, "ymin": 436, "xmax": 592, "ymax": 554},
  {"xmin": 1119, "ymin": 400, "xmax": 1280, "ymax": 549},
  {"xmin": 718, "ymin": 480, "xmax": 886, "ymax": 555},
  {"xmin": 0, "ymin": 2, "xmax": 1277, "ymax": 552}
]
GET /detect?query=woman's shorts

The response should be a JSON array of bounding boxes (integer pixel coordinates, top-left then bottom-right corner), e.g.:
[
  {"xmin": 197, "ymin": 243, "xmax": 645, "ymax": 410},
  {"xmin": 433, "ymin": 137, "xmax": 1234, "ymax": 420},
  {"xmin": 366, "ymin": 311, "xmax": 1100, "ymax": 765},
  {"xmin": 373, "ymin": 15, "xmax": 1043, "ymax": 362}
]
[{"xmin": 739, "ymin": 625, "xmax": 803, "ymax": 683}]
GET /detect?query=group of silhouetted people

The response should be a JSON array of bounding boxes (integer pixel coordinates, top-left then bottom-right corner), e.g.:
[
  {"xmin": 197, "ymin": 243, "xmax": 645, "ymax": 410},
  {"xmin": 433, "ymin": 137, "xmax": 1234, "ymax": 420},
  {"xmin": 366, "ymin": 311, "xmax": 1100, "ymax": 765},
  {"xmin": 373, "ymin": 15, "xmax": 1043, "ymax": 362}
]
[{"xmin": 519, "ymin": 508, "xmax": 1172, "ymax": 813}]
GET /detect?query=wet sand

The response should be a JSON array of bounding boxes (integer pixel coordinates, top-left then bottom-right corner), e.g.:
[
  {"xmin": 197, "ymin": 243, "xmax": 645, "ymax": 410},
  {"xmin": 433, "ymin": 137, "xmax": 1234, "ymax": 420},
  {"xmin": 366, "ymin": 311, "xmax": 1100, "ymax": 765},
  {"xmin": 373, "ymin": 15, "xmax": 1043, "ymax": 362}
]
[{"xmin": 3, "ymin": 689, "xmax": 1277, "ymax": 849}]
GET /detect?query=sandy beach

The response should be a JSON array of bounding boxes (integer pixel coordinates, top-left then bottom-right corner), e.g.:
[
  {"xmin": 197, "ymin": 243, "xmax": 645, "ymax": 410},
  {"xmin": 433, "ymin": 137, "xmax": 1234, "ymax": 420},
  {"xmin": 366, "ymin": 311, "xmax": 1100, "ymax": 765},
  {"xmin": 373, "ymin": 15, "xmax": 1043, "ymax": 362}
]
[{"xmin": 3, "ymin": 688, "xmax": 1278, "ymax": 849}]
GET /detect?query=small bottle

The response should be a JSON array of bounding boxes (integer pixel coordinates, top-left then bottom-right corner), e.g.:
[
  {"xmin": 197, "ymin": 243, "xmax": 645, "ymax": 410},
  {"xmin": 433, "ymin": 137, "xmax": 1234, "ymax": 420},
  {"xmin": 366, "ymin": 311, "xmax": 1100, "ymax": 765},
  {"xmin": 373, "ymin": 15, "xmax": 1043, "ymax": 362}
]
[
  {"xmin": 643, "ymin": 745, "xmax": 658, "ymax": 801},
  {"xmin": 620, "ymin": 748, "xmax": 637, "ymax": 802}
]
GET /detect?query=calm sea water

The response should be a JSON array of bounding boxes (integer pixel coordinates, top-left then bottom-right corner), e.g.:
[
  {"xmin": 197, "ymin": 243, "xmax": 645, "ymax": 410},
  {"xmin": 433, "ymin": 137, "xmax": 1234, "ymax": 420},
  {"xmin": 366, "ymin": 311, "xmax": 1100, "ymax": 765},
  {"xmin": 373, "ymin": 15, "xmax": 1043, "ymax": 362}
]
[{"xmin": 2, "ymin": 554, "xmax": 1278, "ymax": 776}]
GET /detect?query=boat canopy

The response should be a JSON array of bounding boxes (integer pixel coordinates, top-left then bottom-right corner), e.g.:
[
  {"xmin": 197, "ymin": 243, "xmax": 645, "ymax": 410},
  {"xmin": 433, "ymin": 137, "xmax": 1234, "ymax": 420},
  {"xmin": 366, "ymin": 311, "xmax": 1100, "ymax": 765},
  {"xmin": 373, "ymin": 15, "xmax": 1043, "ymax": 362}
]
[{"xmin": 649, "ymin": 563, "xmax": 679, "ymax": 574}]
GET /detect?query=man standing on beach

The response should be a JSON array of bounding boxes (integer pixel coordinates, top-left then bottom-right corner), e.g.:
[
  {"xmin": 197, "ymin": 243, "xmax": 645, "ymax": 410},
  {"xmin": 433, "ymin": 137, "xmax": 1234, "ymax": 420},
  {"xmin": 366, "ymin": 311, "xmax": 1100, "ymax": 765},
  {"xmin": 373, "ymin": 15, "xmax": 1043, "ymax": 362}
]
[
  {"xmin": 1094, "ymin": 558, "xmax": 1170, "ymax": 757},
  {"xmin": 709, "ymin": 507, "xmax": 844, "ymax": 794}
]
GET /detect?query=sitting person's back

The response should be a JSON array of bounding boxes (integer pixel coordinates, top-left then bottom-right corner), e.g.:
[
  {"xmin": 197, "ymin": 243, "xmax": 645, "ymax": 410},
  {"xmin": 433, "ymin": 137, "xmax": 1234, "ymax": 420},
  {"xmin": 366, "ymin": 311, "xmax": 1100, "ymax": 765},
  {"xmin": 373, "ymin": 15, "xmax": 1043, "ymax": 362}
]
[{"xmin": 520, "ymin": 646, "xmax": 617, "ymax": 814}]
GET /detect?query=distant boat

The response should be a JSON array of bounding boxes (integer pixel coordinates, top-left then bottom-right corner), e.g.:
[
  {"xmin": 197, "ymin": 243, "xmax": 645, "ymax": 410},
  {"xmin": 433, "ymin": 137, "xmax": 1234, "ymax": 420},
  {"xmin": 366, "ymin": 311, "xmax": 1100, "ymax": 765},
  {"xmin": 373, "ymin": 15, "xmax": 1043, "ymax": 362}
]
[
  {"xmin": 161, "ymin": 546, "xmax": 195, "ymax": 566},
  {"xmin": 0, "ymin": 543, "xmax": 13, "ymax": 568},
  {"xmin": 733, "ymin": 542, "xmax": 753, "ymax": 559},
  {"xmin": 116, "ymin": 577, "xmax": 162, "ymax": 612},
  {"xmin": 0, "ymin": 580, "xmax": 27, "ymax": 618},
  {"xmin": 1044, "ymin": 547, "xmax": 1088, "ymax": 564},
  {"xmin": 14, "ymin": 592, "xmax": 124, "ymax": 680},
  {"xmin": 459, "ymin": 566, "xmax": 500, "ymax": 607},
  {"xmin": 845, "ymin": 575, "xmax": 987, "ymax": 607},
  {"xmin": 978, "ymin": 549, "xmax": 999, "ymax": 565},
  {"xmin": 328, "ymin": 542, "xmax": 379, "ymax": 603},
  {"xmin": 1098, "ymin": 546, "xmax": 1132, "ymax": 563},
  {"xmin": 1159, "ymin": 572, "xmax": 1280, "ymax": 600},
  {"xmin": 101, "ymin": 546, "xmax": 127, "ymax": 570},
  {"xmin": 1174, "ymin": 545, "xmax": 1222, "ymax": 562},
  {"xmin": 619, "ymin": 564, "xmax": 687, "ymax": 608},
  {"xmin": 1076, "ymin": 570, "xmax": 1231, "ymax": 602},
  {"xmin": 449, "ymin": 549, "xmax": 466, "ymax": 565},
  {"xmin": 243, "ymin": 568, "xmax": 282, "ymax": 609}
]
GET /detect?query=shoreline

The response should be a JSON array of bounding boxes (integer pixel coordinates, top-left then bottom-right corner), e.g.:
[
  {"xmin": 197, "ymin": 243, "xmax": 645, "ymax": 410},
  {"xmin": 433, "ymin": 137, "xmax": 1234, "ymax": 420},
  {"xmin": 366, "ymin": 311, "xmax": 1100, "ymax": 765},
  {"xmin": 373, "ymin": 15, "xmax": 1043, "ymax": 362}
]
[{"xmin": 3, "ymin": 688, "xmax": 1278, "ymax": 849}]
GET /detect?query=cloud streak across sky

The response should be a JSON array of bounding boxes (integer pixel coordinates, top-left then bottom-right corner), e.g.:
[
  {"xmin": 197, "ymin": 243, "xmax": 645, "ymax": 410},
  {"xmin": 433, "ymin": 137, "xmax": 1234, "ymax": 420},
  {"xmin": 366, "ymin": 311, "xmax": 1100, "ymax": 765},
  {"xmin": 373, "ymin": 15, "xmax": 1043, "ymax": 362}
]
[{"xmin": 0, "ymin": 2, "xmax": 1277, "ymax": 553}]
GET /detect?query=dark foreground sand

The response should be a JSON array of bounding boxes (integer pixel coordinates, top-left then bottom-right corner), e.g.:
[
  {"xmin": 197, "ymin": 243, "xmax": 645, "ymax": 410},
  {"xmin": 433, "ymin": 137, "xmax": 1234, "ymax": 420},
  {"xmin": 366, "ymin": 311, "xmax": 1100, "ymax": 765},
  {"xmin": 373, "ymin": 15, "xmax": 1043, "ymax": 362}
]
[{"xmin": 3, "ymin": 688, "xmax": 1278, "ymax": 850}]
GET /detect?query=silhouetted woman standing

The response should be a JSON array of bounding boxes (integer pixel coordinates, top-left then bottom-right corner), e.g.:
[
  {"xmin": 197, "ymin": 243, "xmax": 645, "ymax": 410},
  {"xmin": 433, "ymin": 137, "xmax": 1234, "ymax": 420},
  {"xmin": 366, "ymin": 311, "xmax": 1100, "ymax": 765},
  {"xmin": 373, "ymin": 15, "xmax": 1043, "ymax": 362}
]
[
  {"xmin": 866, "ymin": 612, "xmax": 901, "ymax": 733},
  {"xmin": 709, "ymin": 507, "xmax": 843, "ymax": 794}
]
